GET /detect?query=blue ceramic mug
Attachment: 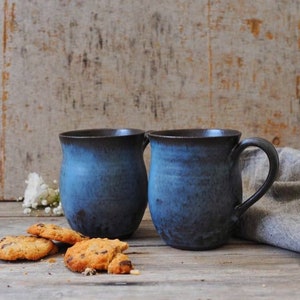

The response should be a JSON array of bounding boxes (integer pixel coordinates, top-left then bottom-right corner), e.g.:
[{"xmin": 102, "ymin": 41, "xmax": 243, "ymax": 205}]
[
  {"xmin": 59, "ymin": 128, "xmax": 148, "ymax": 239},
  {"xmin": 146, "ymin": 129, "xmax": 279, "ymax": 250}
]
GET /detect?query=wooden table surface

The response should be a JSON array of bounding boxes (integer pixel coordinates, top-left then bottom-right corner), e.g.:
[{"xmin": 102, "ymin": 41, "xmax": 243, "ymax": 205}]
[{"xmin": 0, "ymin": 202, "xmax": 299, "ymax": 300}]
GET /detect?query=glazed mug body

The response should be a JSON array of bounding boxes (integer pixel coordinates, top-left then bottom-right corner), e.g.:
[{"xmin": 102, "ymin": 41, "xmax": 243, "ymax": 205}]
[
  {"xmin": 147, "ymin": 129, "xmax": 279, "ymax": 250},
  {"xmin": 59, "ymin": 128, "xmax": 148, "ymax": 239}
]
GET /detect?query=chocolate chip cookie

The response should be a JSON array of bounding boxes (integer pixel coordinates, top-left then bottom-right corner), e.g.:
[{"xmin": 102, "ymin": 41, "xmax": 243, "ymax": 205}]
[
  {"xmin": 0, "ymin": 235, "xmax": 58, "ymax": 261},
  {"xmin": 27, "ymin": 223, "xmax": 89, "ymax": 244},
  {"xmin": 64, "ymin": 238, "xmax": 132, "ymax": 274},
  {"xmin": 107, "ymin": 252, "xmax": 133, "ymax": 274}
]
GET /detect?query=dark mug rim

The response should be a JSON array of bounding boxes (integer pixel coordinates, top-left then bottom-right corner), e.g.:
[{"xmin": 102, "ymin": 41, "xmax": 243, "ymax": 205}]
[
  {"xmin": 59, "ymin": 128, "xmax": 145, "ymax": 139},
  {"xmin": 147, "ymin": 128, "xmax": 242, "ymax": 139}
]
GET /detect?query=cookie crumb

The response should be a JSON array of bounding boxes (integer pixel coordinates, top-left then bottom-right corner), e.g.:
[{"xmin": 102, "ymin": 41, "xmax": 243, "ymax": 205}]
[
  {"xmin": 130, "ymin": 269, "xmax": 140, "ymax": 275},
  {"xmin": 82, "ymin": 267, "xmax": 97, "ymax": 276}
]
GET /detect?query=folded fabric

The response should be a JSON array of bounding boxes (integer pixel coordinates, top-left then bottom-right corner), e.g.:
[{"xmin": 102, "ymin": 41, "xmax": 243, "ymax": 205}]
[{"xmin": 235, "ymin": 147, "xmax": 300, "ymax": 253}]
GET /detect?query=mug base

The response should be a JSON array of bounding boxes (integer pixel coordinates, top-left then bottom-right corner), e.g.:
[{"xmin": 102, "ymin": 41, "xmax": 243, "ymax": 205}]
[{"xmin": 164, "ymin": 239, "xmax": 228, "ymax": 251}]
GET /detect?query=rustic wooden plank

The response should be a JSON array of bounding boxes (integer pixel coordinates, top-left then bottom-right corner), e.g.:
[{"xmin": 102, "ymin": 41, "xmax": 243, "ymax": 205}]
[
  {"xmin": 0, "ymin": 201, "xmax": 33, "ymax": 217},
  {"xmin": 0, "ymin": 203, "xmax": 299, "ymax": 299},
  {"xmin": 0, "ymin": 201, "xmax": 152, "ymax": 220}
]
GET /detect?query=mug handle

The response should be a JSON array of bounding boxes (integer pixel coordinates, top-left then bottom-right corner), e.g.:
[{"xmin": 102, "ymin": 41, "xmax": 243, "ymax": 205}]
[
  {"xmin": 231, "ymin": 137, "xmax": 279, "ymax": 220},
  {"xmin": 142, "ymin": 131, "xmax": 152, "ymax": 151}
]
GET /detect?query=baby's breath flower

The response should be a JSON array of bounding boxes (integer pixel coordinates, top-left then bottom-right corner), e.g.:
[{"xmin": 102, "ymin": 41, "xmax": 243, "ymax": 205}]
[
  {"xmin": 22, "ymin": 172, "xmax": 63, "ymax": 215},
  {"xmin": 23, "ymin": 207, "xmax": 32, "ymax": 214},
  {"xmin": 44, "ymin": 207, "xmax": 51, "ymax": 214},
  {"xmin": 31, "ymin": 202, "xmax": 38, "ymax": 209},
  {"xmin": 53, "ymin": 203, "xmax": 64, "ymax": 216},
  {"xmin": 41, "ymin": 199, "xmax": 48, "ymax": 206}
]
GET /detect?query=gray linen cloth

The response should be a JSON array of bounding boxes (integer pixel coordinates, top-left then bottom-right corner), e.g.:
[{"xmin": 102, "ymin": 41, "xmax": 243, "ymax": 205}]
[{"xmin": 235, "ymin": 147, "xmax": 300, "ymax": 253}]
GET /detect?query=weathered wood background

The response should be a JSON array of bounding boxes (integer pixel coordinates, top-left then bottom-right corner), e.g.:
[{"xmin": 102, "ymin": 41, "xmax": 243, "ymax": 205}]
[{"xmin": 1, "ymin": 0, "xmax": 300, "ymax": 200}]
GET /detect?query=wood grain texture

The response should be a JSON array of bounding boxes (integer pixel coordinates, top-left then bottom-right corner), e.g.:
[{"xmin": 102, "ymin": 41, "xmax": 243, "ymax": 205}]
[
  {"xmin": 0, "ymin": 203, "xmax": 299, "ymax": 299},
  {"xmin": 0, "ymin": 0, "xmax": 300, "ymax": 199}
]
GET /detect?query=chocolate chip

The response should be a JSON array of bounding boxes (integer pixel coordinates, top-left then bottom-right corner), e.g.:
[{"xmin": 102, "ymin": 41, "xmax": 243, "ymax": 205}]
[
  {"xmin": 66, "ymin": 256, "xmax": 73, "ymax": 263},
  {"xmin": 1, "ymin": 242, "xmax": 13, "ymax": 249},
  {"xmin": 119, "ymin": 260, "xmax": 132, "ymax": 267}
]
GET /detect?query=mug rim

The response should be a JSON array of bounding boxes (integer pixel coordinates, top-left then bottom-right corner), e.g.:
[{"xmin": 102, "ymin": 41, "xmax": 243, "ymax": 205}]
[
  {"xmin": 59, "ymin": 128, "xmax": 145, "ymax": 138},
  {"xmin": 147, "ymin": 128, "xmax": 242, "ymax": 139}
]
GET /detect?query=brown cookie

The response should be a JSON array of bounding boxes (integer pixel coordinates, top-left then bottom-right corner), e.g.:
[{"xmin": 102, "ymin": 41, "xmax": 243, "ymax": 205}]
[
  {"xmin": 98, "ymin": 238, "xmax": 129, "ymax": 252},
  {"xmin": 27, "ymin": 223, "xmax": 89, "ymax": 244},
  {"xmin": 64, "ymin": 238, "xmax": 129, "ymax": 273},
  {"xmin": 0, "ymin": 235, "xmax": 58, "ymax": 261},
  {"xmin": 107, "ymin": 252, "xmax": 133, "ymax": 274}
]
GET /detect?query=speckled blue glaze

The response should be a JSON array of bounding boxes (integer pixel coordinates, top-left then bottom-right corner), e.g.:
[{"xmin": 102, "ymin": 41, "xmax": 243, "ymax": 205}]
[
  {"xmin": 59, "ymin": 128, "xmax": 148, "ymax": 239},
  {"xmin": 147, "ymin": 129, "xmax": 279, "ymax": 250}
]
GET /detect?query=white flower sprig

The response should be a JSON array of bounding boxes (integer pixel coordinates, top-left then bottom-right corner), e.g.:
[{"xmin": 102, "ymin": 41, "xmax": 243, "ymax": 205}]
[{"xmin": 21, "ymin": 172, "xmax": 63, "ymax": 216}]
